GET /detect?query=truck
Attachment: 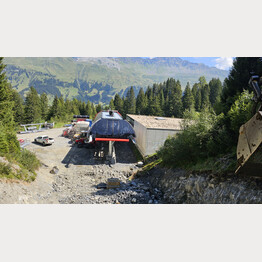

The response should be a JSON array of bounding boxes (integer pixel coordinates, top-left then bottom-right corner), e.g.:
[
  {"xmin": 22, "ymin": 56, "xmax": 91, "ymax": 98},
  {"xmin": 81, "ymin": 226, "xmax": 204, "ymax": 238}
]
[{"xmin": 34, "ymin": 135, "xmax": 54, "ymax": 146}]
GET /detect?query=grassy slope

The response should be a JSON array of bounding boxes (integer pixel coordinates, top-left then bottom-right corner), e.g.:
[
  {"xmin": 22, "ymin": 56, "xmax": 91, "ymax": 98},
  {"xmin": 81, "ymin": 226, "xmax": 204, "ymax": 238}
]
[{"xmin": 4, "ymin": 57, "xmax": 229, "ymax": 103}]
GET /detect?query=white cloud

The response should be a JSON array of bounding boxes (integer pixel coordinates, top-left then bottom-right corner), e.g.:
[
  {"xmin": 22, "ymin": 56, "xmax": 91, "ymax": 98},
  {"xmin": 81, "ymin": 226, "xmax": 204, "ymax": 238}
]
[{"xmin": 215, "ymin": 57, "xmax": 233, "ymax": 70}]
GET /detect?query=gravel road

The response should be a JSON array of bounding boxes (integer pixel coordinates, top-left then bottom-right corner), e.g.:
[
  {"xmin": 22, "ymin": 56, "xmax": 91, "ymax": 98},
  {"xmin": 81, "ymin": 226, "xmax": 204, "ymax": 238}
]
[{"xmin": 0, "ymin": 128, "xmax": 163, "ymax": 204}]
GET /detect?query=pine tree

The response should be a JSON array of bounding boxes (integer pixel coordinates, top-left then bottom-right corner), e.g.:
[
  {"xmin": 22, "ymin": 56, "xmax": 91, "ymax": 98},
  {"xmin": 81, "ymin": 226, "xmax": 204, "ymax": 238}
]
[
  {"xmin": 64, "ymin": 99, "xmax": 71, "ymax": 115},
  {"xmin": 198, "ymin": 76, "xmax": 207, "ymax": 87},
  {"xmin": 160, "ymin": 89, "xmax": 165, "ymax": 113},
  {"xmin": 123, "ymin": 96, "xmax": 128, "ymax": 117},
  {"xmin": 192, "ymin": 83, "xmax": 198, "ymax": 99},
  {"xmin": 0, "ymin": 124, "xmax": 9, "ymax": 154},
  {"xmin": 11, "ymin": 89, "xmax": 24, "ymax": 124},
  {"xmin": 80, "ymin": 101, "xmax": 87, "ymax": 115},
  {"xmin": 146, "ymin": 88, "xmax": 154, "ymax": 115},
  {"xmin": 114, "ymin": 93, "xmax": 124, "ymax": 115},
  {"xmin": 171, "ymin": 80, "xmax": 183, "ymax": 117},
  {"xmin": 109, "ymin": 98, "xmax": 115, "ymax": 110},
  {"xmin": 0, "ymin": 60, "xmax": 15, "ymax": 129},
  {"xmin": 222, "ymin": 57, "xmax": 262, "ymax": 111},
  {"xmin": 40, "ymin": 92, "xmax": 48, "ymax": 121},
  {"xmin": 86, "ymin": 101, "xmax": 92, "ymax": 118},
  {"xmin": 182, "ymin": 82, "xmax": 195, "ymax": 111},
  {"xmin": 71, "ymin": 98, "xmax": 80, "ymax": 115},
  {"xmin": 201, "ymin": 84, "xmax": 211, "ymax": 110},
  {"xmin": 91, "ymin": 103, "xmax": 97, "ymax": 119},
  {"xmin": 58, "ymin": 96, "xmax": 66, "ymax": 119},
  {"xmin": 24, "ymin": 86, "xmax": 41, "ymax": 123},
  {"xmin": 195, "ymin": 87, "xmax": 202, "ymax": 111},
  {"xmin": 136, "ymin": 88, "xmax": 147, "ymax": 114},
  {"xmin": 150, "ymin": 95, "xmax": 163, "ymax": 116},
  {"xmin": 165, "ymin": 78, "xmax": 175, "ymax": 116},
  {"xmin": 126, "ymin": 86, "xmax": 136, "ymax": 114},
  {"xmin": 48, "ymin": 95, "xmax": 59, "ymax": 120},
  {"xmin": 0, "ymin": 58, "xmax": 19, "ymax": 154},
  {"xmin": 209, "ymin": 78, "xmax": 222, "ymax": 106},
  {"xmin": 96, "ymin": 104, "xmax": 102, "ymax": 113}
]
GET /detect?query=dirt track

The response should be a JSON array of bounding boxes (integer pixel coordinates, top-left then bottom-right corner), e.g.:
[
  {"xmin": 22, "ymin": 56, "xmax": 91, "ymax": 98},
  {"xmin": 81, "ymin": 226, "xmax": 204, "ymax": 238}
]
[{"xmin": 0, "ymin": 128, "xmax": 162, "ymax": 204}]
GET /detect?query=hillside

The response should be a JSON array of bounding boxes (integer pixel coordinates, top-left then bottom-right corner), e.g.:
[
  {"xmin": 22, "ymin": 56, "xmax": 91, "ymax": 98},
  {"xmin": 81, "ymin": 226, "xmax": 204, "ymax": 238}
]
[{"xmin": 4, "ymin": 57, "xmax": 229, "ymax": 104}]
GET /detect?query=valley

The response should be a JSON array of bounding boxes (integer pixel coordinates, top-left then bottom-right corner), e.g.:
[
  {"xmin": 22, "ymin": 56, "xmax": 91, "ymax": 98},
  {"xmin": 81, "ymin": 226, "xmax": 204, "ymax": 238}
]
[{"xmin": 4, "ymin": 57, "xmax": 228, "ymax": 104}]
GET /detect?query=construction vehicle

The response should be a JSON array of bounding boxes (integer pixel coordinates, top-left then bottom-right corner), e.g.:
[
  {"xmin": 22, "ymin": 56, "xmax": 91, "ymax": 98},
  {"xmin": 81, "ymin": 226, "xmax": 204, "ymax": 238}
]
[{"xmin": 236, "ymin": 75, "xmax": 262, "ymax": 176}]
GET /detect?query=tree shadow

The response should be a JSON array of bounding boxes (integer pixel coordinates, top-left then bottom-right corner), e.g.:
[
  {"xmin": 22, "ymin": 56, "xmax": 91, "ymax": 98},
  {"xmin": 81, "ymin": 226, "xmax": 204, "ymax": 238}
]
[{"xmin": 61, "ymin": 141, "xmax": 137, "ymax": 167}]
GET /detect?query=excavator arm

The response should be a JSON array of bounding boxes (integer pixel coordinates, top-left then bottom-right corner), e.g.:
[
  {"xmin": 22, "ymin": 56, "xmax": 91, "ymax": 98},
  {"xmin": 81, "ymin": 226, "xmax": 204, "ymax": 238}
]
[{"xmin": 236, "ymin": 75, "xmax": 262, "ymax": 176}]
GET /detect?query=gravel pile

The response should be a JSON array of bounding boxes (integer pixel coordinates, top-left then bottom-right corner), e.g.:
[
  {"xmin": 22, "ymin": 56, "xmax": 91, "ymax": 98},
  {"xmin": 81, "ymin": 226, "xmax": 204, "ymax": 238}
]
[{"xmin": 52, "ymin": 165, "xmax": 163, "ymax": 204}]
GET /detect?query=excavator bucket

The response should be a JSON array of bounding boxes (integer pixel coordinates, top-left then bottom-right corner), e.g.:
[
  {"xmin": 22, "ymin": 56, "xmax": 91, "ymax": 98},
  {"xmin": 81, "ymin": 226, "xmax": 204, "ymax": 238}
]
[{"xmin": 236, "ymin": 110, "xmax": 262, "ymax": 176}]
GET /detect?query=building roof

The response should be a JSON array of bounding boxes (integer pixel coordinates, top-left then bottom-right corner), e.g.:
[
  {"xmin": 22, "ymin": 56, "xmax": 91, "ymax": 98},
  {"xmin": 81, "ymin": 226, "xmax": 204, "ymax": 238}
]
[{"xmin": 127, "ymin": 114, "xmax": 184, "ymax": 130}]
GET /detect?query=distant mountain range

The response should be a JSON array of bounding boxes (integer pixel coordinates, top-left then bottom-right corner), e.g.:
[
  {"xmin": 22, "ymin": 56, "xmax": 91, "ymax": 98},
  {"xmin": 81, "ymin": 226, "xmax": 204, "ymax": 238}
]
[{"xmin": 4, "ymin": 57, "xmax": 229, "ymax": 104}]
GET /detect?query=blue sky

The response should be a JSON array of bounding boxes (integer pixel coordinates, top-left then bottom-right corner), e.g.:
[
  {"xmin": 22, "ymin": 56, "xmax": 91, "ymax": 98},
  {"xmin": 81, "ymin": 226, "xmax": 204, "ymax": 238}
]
[
  {"xmin": 146, "ymin": 57, "xmax": 233, "ymax": 70},
  {"xmin": 180, "ymin": 57, "xmax": 234, "ymax": 70}
]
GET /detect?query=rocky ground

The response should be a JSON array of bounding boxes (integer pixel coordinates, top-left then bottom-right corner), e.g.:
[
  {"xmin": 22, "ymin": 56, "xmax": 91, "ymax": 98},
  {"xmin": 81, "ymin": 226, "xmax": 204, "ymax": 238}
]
[
  {"xmin": 0, "ymin": 128, "xmax": 163, "ymax": 204},
  {"xmin": 140, "ymin": 167, "xmax": 262, "ymax": 204},
  {"xmin": 1, "ymin": 128, "xmax": 262, "ymax": 204}
]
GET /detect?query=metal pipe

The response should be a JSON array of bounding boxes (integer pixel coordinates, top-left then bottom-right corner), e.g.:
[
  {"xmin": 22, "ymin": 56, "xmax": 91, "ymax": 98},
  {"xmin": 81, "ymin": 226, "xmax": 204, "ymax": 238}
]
[{"xmin": 95, "ymin": 138, "xmax": 129, "ymax": 142}]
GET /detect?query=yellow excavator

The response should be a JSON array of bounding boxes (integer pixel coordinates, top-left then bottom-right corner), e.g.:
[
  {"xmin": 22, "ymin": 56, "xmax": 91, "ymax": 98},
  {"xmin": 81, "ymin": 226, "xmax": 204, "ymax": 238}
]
[{"xmin": 236, "ymin": 75, "xmax": 262, "ymax": 176}]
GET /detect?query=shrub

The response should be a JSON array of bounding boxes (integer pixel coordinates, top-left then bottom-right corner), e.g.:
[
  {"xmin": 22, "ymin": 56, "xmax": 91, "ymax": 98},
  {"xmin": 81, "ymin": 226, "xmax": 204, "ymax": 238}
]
[
  {"xmin": 0, "ymin": 125, "xmax": 9, "ymax": 154},
  {"xmin": 228, "ymin": 90, "xmax": 253, "ymax": 137},
  {"xmin": 0, "ymin": 123, "xmax": 20, "ymax": 155},
  {"xmin": 157, "ymin": 109, "xmax": 232, "ymax": 168},
  {"xmin": 16, "ymin": 149, "xmax": 41, "ymax": 173},
  {"xmin": 5, "ymin": 132, "xmax": 20, "ymax": 154},
  {"xmin": 0, "ymin": 163, "xmax": 13, "ymax": 179},
  {"xmin": 157, "ymin": 90, "xmax": 255, "ymax": 169}
]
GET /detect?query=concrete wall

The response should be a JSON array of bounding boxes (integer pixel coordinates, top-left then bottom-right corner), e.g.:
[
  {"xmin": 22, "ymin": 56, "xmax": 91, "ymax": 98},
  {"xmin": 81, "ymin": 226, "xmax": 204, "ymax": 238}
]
[
  {"xmin": 146, "ymin": 128, "xmax": 179, "ymax": 156},
  {"xmin": 133, "ymin": 120, "xmax": 147, "ymax": 156},
  {"xmin": 133, "ymin": 119, "xmax": 180, "ymax": 156}
]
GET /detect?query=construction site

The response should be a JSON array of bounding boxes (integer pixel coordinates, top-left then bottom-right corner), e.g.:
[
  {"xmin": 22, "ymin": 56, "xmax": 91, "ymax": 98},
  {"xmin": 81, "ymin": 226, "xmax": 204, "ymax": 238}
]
[
  {"xmin": 0, "ymin": 111, "xmax": 172, "ymax": 204},
  {"xmin": 1, "ymin": 103, "xmax": 262, "ymax": 204}
]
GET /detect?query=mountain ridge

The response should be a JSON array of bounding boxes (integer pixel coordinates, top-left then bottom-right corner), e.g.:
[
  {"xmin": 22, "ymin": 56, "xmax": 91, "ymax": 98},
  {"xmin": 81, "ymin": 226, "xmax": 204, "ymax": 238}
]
[{"xmin": 4, "ymin": 57, "xmax": 229, "ymax": 104}]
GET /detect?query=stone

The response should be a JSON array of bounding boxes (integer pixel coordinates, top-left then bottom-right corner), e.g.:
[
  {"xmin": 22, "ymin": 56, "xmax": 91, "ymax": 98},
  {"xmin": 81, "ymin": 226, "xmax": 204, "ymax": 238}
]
[
  {"xmin": 131, "ymin": 198, "xmax": 137, "ymax": 203},
  {"xmin": 50, "ymin": 166, "xmax": 59, "ymax": 174},
  {"xmin": 208, "ymin": 183, "xmax": 215, "ymax": 189},
  {"xmin": 185, "ymin": 184, "xmax": 192, "ymax": 193},
  {"xmin": 141, "ymin": 186, "xmax": 150, "ymax": 191},
  {"xmin": 137, "ymin": 161, "xmax": 144, "ymax": 167},
  {"xmin": 230, "ymin": 192, "xmax": 234, "ymax": 200},
  {"xmin": 85, "ymin": 172, "xmax": 95, "ymax": 176},
  {"xmin": 107, "ymin": 178, "xmax": 120, "ymax": 189}
]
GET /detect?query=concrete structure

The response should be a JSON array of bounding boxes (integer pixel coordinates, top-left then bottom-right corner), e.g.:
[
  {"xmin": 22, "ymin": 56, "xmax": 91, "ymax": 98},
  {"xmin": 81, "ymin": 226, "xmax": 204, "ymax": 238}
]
[{"xmin": 126, "ymin": 114, "xmax": 184, "ymax": 157}]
